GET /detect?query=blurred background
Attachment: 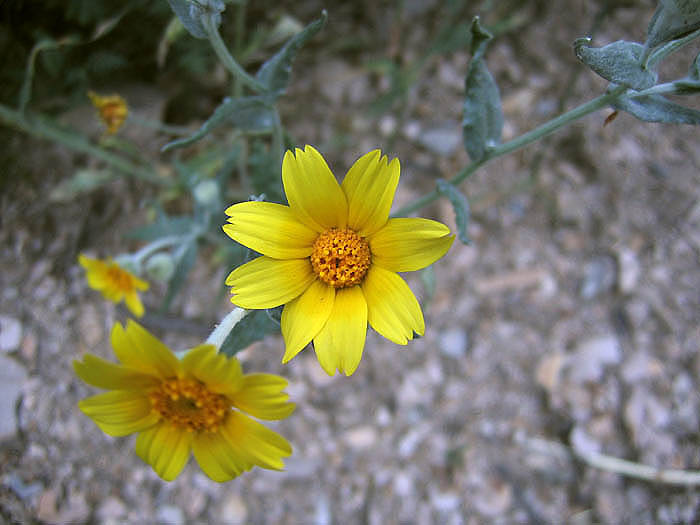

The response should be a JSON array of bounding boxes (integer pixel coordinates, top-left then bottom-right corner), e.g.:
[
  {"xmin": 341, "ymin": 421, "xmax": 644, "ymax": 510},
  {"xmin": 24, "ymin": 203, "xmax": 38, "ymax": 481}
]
[{"xmin": 2, "ymin": 0, "xmax": 700, "ymax": 522}]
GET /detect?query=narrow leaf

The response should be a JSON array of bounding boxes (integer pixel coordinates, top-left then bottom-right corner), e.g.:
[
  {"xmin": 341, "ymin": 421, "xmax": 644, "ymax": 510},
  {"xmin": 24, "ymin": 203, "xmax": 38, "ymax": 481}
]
[
  {"xmin": 645, "ymin": 0, "xmax": 700, "ymax": 52},
  {"xmin": 49, "ymin": 170, "xmax": 114, "ymax": 202},
  {"xmin": 219, "ymin": 307, "xmax": 281, "ymax": 356},
  {"xmin": 161, "ymin": 96, "xmax": 275, "ymax": 151},
  {"xmin": 613, "ymin": 93, "xmax": 700, "ymax": 124},
  {"xmin": 437, "ymin": 180, "xmax": 471, "ymax": 245},
  {"xmin": 468, "ymin": 16, "xmax": 493, "ymax": 60},
  {"xmin": 574, "ymin": 39, "xmax": 657, "ymax": 90},
  {"xmin": 166, "ymin": 0, "xmax": 224, "ymax": 39},
  {"xmin": 256, "ymin": 10, "xmax": 327, "ymax": 97},
  {"xmin": 128, "ymin": 211, "xmax": 197, "ymax": 241},
  {"xmin": 162, "ymin": 241, "xmax": 198, "ymax": 312}
]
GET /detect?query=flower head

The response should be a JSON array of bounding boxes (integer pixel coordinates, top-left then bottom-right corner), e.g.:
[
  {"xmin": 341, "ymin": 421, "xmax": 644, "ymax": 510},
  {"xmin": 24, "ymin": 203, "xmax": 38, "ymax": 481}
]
[
  {"xmin": 79, "ymin": 254, "xmax": 149, "ymax": 317},
  {"xmin": 223, "ymin": 146, "xmax": 454, "ymax": 376},
  {"xmin": 74, "ymin": 320, "xmax": 295, "ymax": 482},
  {"xmin": 88, "ymin": 91, "xmax": 128, "ymax": 135}
]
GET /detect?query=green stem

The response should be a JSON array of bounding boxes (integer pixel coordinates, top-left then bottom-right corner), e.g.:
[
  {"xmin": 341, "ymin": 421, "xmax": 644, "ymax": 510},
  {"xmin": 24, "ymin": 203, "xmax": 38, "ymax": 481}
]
[
  {"xmin": 392, "ymin": 86, "xmax": 626, "ymax": 217},
  {"xmin": 202, "ymin": 13, "xmax": 266, "ymax": 94},
  {"xmin": 232, "ymin": 1, "xmax": 247, "ymax": 98},
  {"xmin": 0, "ymin": 103, "xmax": 164, "ymax": 184}
]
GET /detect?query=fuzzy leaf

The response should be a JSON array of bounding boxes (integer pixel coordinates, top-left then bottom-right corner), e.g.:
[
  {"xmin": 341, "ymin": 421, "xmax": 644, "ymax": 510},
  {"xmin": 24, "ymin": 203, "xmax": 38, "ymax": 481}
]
[
  {"xmin": 437, "ymin": 180, "xmax": 471, "ymax": 244},
  {"xmin": 162, "ymin": 96, "xmax": 275, "ymax": 151},
  {"xmin": 575, "ymin": 39, "xmax": 657, "ymax": 90},
  {"xmin": 49, "ymin": 169, "xmax": 114, "ymax": 202},
  {"xmin": 462, "ymin": 16, "xmax": 503, "ymax": 163},
  {"xmin": 645, "ymin": 0, "xmax": 700, "ymax": 51},
  {"xmin": 219, "ymin": 307, "xmax": 281, "ymax": 356},
  {"xmin": 166, "ymin": 0, "xmax": 224, "ymax": 39},
  {"xmin": 256, "ymin": 11, "xmax": 327, "ymax": 97},
  {"xmin": 128, "ymin": 211, "xmax": 197, "ymax": 241},
  {"xmin": 162, "ymin": 240, "xmax": 198, "ymax": 311},
  {"xmin": 613, "ymin": 93, "xmax": 700, "ymax": 124}
]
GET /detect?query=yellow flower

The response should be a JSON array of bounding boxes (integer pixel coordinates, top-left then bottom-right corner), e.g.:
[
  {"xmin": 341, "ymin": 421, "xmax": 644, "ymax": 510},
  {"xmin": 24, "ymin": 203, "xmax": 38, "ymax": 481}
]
[
  {"xmin": 88, "ymin": 91, "xmax": 128, "ymax": 134},
  {"xmin": 223, "ymin": 146, "xmax": 454, "ymax": 376},
  {"xmin": 74, "ymin": 320, "xmax": 295, "ymax": 482},
  {"xmin": 79, "ymin": 254, "xmax": 149, "ymax": 317}
]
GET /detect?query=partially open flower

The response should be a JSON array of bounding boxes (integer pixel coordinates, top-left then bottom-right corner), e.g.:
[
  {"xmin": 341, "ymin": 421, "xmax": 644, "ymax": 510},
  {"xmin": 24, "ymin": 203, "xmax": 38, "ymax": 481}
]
[
  {"xmin": 88, "ymin": 91, "xmax": 128, "ymax": 135},
  {"xmin": 74, "ymin": 320, "xmax": 295, "ymax": 482},
  {"xmin": 223, "ymin": 146, "xmax": 454, "ymax": 376},
  {"xmin": 79, "ymin": 254, "xmax": 149, "ymax": 317}
]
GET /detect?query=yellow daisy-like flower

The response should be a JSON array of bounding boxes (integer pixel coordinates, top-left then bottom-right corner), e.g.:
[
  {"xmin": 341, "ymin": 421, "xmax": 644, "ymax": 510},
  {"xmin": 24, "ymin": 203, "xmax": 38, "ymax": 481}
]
[
  {"xmin": 74, "ymin": 320, "xmax": 295, "ymax": 482},
  {"xmin": 88, "ymin": 91, "xmax": 128, "ymax": 135},
  {"xmin": 223, "ymin": 146, "xmax": 455, "ymax": 376},
  {"xmin": 79, "ymin": 254, "xmax": 149, "ymax": 317}
]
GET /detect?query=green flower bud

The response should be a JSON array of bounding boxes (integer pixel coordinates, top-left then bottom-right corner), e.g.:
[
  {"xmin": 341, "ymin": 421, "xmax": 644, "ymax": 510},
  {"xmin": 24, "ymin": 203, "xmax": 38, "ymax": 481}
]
[{"xmin": 145, "ymin": 252, "xmax": 176, "ymax": 283}]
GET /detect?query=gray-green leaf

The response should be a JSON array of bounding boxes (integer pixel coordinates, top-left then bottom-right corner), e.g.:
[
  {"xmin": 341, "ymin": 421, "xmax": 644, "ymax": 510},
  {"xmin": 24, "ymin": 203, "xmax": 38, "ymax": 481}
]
[
  {"xmin": 162, "ymin": 96, "xmax": 275, "ymax": 151},
  {"xmin": 613, "ymin": 93, "xmax": 700, "ymax": 124},
  {"xmin": 219, "ymin": 308, "xmax": 281, "ymax": 357},
  {"xmin": 167, "ymin": 0, "xmax": 225, "ymax": 39},
  {"xmin": 437, "ymin": 180, "xmax": 471, "ymax": 245},
  {"xmin": 574, "ymin": 39, "xmax": 657, "ymax": 90},
  {"xmin": 255, "ymin": 10, "xmax": 327, "ymax": 97},
  {"xmin": 645, "ymin": 0, "xmax": 700, "ymax": 52},
  {"xmin": 462, "ymin": 16, "xmax": 503, "ymax": 163}
]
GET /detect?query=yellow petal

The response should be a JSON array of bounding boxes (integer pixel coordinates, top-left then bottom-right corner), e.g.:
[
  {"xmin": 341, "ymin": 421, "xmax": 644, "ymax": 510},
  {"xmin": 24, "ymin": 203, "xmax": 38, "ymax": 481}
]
[
  {"xmin": 282, "ymin": 146, "xmax": 348, "ymax": 232},
  {"xmin": 226, "ymin": 256, "xmax": 315, "ymax": 309},
  {"xmin": 135, "ymin": 423, "xmax": 193, "ymax": 481},
  {"xmin": 123, "ymin": 290, "xmax": 145, "ymax": 317},
  {"xmin": 280, "ymin": 279, "xmax": 335, "ymax": 363},
  {"xmin": 313, "ymin": 285, "xmax": 367, "ymax": 376},
  {"xmin": 341, "ymin": 150, "xmax": 400, "ymax": 237},
  {"xmin": 361, "ymin": 266, "xmax": 425, "ymax": 344},
  {"xmin": 73, "ymin": 354, "xmax": 158, "ymax": 390},
  {"xmin": 181, "ymin": 344, "xmax": 243, "ymax": 396},
  {"xmin": 111, "ymin": 321, "xmax": 181, "ymax": 379},
  {"xmin": 369, "ymin": 218, "xmax": 455, "ymax": 272},
  {"xmin": 78, "ymin": 391, "xmax": 159, "ymax": 437},
  {"xmin": 192, "ymin": 430, "xmax": 252, "ymax": 482},
  {"xmin": 220, "ymin": 411, "xmax": 292, "ymax": 471},
  {"xmin": 232, "ymin": 374, "xmax": 296, "ymax": 420},
  {"xmin": 223, "ymin": 201, "xmax": 317, "ymax": 259}
]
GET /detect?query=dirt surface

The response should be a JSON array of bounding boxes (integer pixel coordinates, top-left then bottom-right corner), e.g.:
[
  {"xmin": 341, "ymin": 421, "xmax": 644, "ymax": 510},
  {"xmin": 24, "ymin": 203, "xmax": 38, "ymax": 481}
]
[{"xmin": 2, "ymin": 1, "xmax": 700, "ymax": 523}]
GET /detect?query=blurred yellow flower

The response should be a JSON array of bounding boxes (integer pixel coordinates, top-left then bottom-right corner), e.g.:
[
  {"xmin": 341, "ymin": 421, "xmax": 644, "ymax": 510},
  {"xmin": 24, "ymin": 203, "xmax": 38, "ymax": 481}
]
[
  {"xmin": 79, "ymin": 254, "xmax": 149, "ymax": 317},
  {"xmin": 74, "ymin": 320, "xmax": 295, "ymax": 482},
  {"xmin": 88, "ymin": 91, "xmax": 128, "ymax": 134},
  {"xmin": 224, "ymin": 146, "xmax": 454, "ymax": 376}
]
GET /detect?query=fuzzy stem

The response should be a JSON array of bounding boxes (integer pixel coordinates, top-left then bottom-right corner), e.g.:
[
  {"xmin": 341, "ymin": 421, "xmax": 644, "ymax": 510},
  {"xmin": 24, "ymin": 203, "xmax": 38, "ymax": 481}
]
[{"xmin": 206, "ymin": 308, "xmax": 249, "ymax": 351}]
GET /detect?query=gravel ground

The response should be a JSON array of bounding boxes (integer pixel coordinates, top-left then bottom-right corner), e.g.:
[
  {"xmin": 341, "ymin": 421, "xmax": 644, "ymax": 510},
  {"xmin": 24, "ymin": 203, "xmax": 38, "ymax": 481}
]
[{"xmin": 2, "ymin": 1, "xmax": 700, "ymax": 523}]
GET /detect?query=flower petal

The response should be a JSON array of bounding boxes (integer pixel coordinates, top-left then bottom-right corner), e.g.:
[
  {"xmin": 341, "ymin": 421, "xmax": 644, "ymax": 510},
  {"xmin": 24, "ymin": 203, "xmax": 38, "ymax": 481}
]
[
  {"xmin": 78, "ymin": 390, "xmax": 159, "ymax": 437},
  {"xmin": 223, "ymin": 201, "xmax": 317, "ymax": 259},
  {"xmin": 111, "ymin": 321, "xmax": 181, "ymax": 379},
  {"xmin": 282, "ymin": 146, "xmax": 348, "ymax": 232},
  {"xmin": 361, "ymin": 265, "xmax": 425, "ymax": 344},
  {"xmin": 73, "ymin": 354, "xmax": 158, "ymax": 390},
  {"xmin": 341, "ymin": 150, "xmax": 400, "ymax": 237},
  {"xmin": 181, "ymin": 344, "xmax": 243, "ymax": 396},
  {"xmin": 313, "ymin": 285, "xmax": 367, "ymax": 376},
  {"xmin": 231, "ymin": 374, "xmax": 296, "ymax": 420},
  {"xmin": 226, "ymin": 256, "xmax": 315, "ymax": 309},
  {"xmin": 192, "ymin": 429, "xmax": 252, "ymax": 482},
  {"xmin": 123, "ymin": 290, "xmax": 145, "ymax": 317},
  {"xmin": 135, "ymin": 423, "xmax": 193, "ymax": 481},
  {"xmin": 220, "ymin": 411, "xmax": 292, "ymax": 471},
  {"xmin": 280, "ymin": 279, "xmax": 335, "ymax": 363},
  {"xmin": 369, "ymin": 218, "xmax": 455, "ymax": 272}
]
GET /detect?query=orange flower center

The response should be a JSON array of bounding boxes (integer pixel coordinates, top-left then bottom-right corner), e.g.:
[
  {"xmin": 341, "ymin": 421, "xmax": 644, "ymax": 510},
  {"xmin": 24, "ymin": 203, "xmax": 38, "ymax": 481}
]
[
  {"xmin": 106, "ymin": 265, "xmax": 135, "ymax": 293},
  {"xmin": 149, "ymin": 378, "xmax": 230, "ymax": 433},
  {"xmin": 310, "ymin": 228, "xmax": 371, "ymax": 288}
]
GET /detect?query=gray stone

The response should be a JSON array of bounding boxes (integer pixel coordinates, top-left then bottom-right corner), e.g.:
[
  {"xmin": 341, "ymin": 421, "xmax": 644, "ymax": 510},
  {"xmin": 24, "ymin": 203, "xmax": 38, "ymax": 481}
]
[
  {"xmin": 580, "ymin": 256, "xmax": 617, "ymax": 299},
  {"xmin": 0, "ymin": 354, "xmax": 27, "ymax": 441},
  {"xmin": 418, "ymin": 125, "xmax": 461, "ymax": 156},
  {"xmin": 439, "ymin": 328, "xmax": 468, "ymax": 359},
  {"xmin": 156, "ymin": 505, "xmax": 184, "ymax": 525},
  {"xmin": 0, "ymin": 315, "xmax": 22, "ymax": 353},
  {"xmin": 567, "ymin": 335, "xmax": 622, "ymax": 383}
]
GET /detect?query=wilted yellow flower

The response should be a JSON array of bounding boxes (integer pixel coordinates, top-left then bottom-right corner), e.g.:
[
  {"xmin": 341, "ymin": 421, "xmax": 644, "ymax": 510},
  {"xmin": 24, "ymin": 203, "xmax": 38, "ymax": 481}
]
[
  {"xmin": 223, "ymin": 146, "xmax": 454, "ymax": 376},
  {"xmin": 79, "ymin": 254, "xmax": 149, "ymax": 317},
  {"xmin": 74, "ymin": 320, "xmax": 295, "ymax": 482},
  {"xmin": 88, "ymin": 91, "xmax": 128, "ymax": 134}
]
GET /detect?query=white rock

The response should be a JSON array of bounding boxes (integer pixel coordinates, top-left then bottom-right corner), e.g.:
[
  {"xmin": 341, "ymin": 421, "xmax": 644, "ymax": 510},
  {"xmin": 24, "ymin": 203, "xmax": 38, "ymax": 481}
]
[
  {"xmin": 0, "ymin": 354, "xmax": 27, "ymax": 440},
  {"xmin": 439, "ymin": 328, "xmax": 468, "ymax": 359},
  {"xmin": 156, "ymin": 505, "xmax": 184, "ymax": 525},
  {"xmin": 0, "ymin": 315, "xmax": 22, "ymax": 353},
  {"xmin": 418, "ymin": 125, "xmax": 461, "ymax": 156},
  {"xmin": 344, "ymin": 425, "xmax": 378, "ymax": 449},
  {"xmin": 220, "ymin": 494, "xmax": 248, "ymax": 524},
  {"xmin": 616, "ymin": 247, "xmax": 641, "ymax": 293},
  {"xmin": 567, "ymin": 335, "xmax": 622, "ymax": 383}
]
